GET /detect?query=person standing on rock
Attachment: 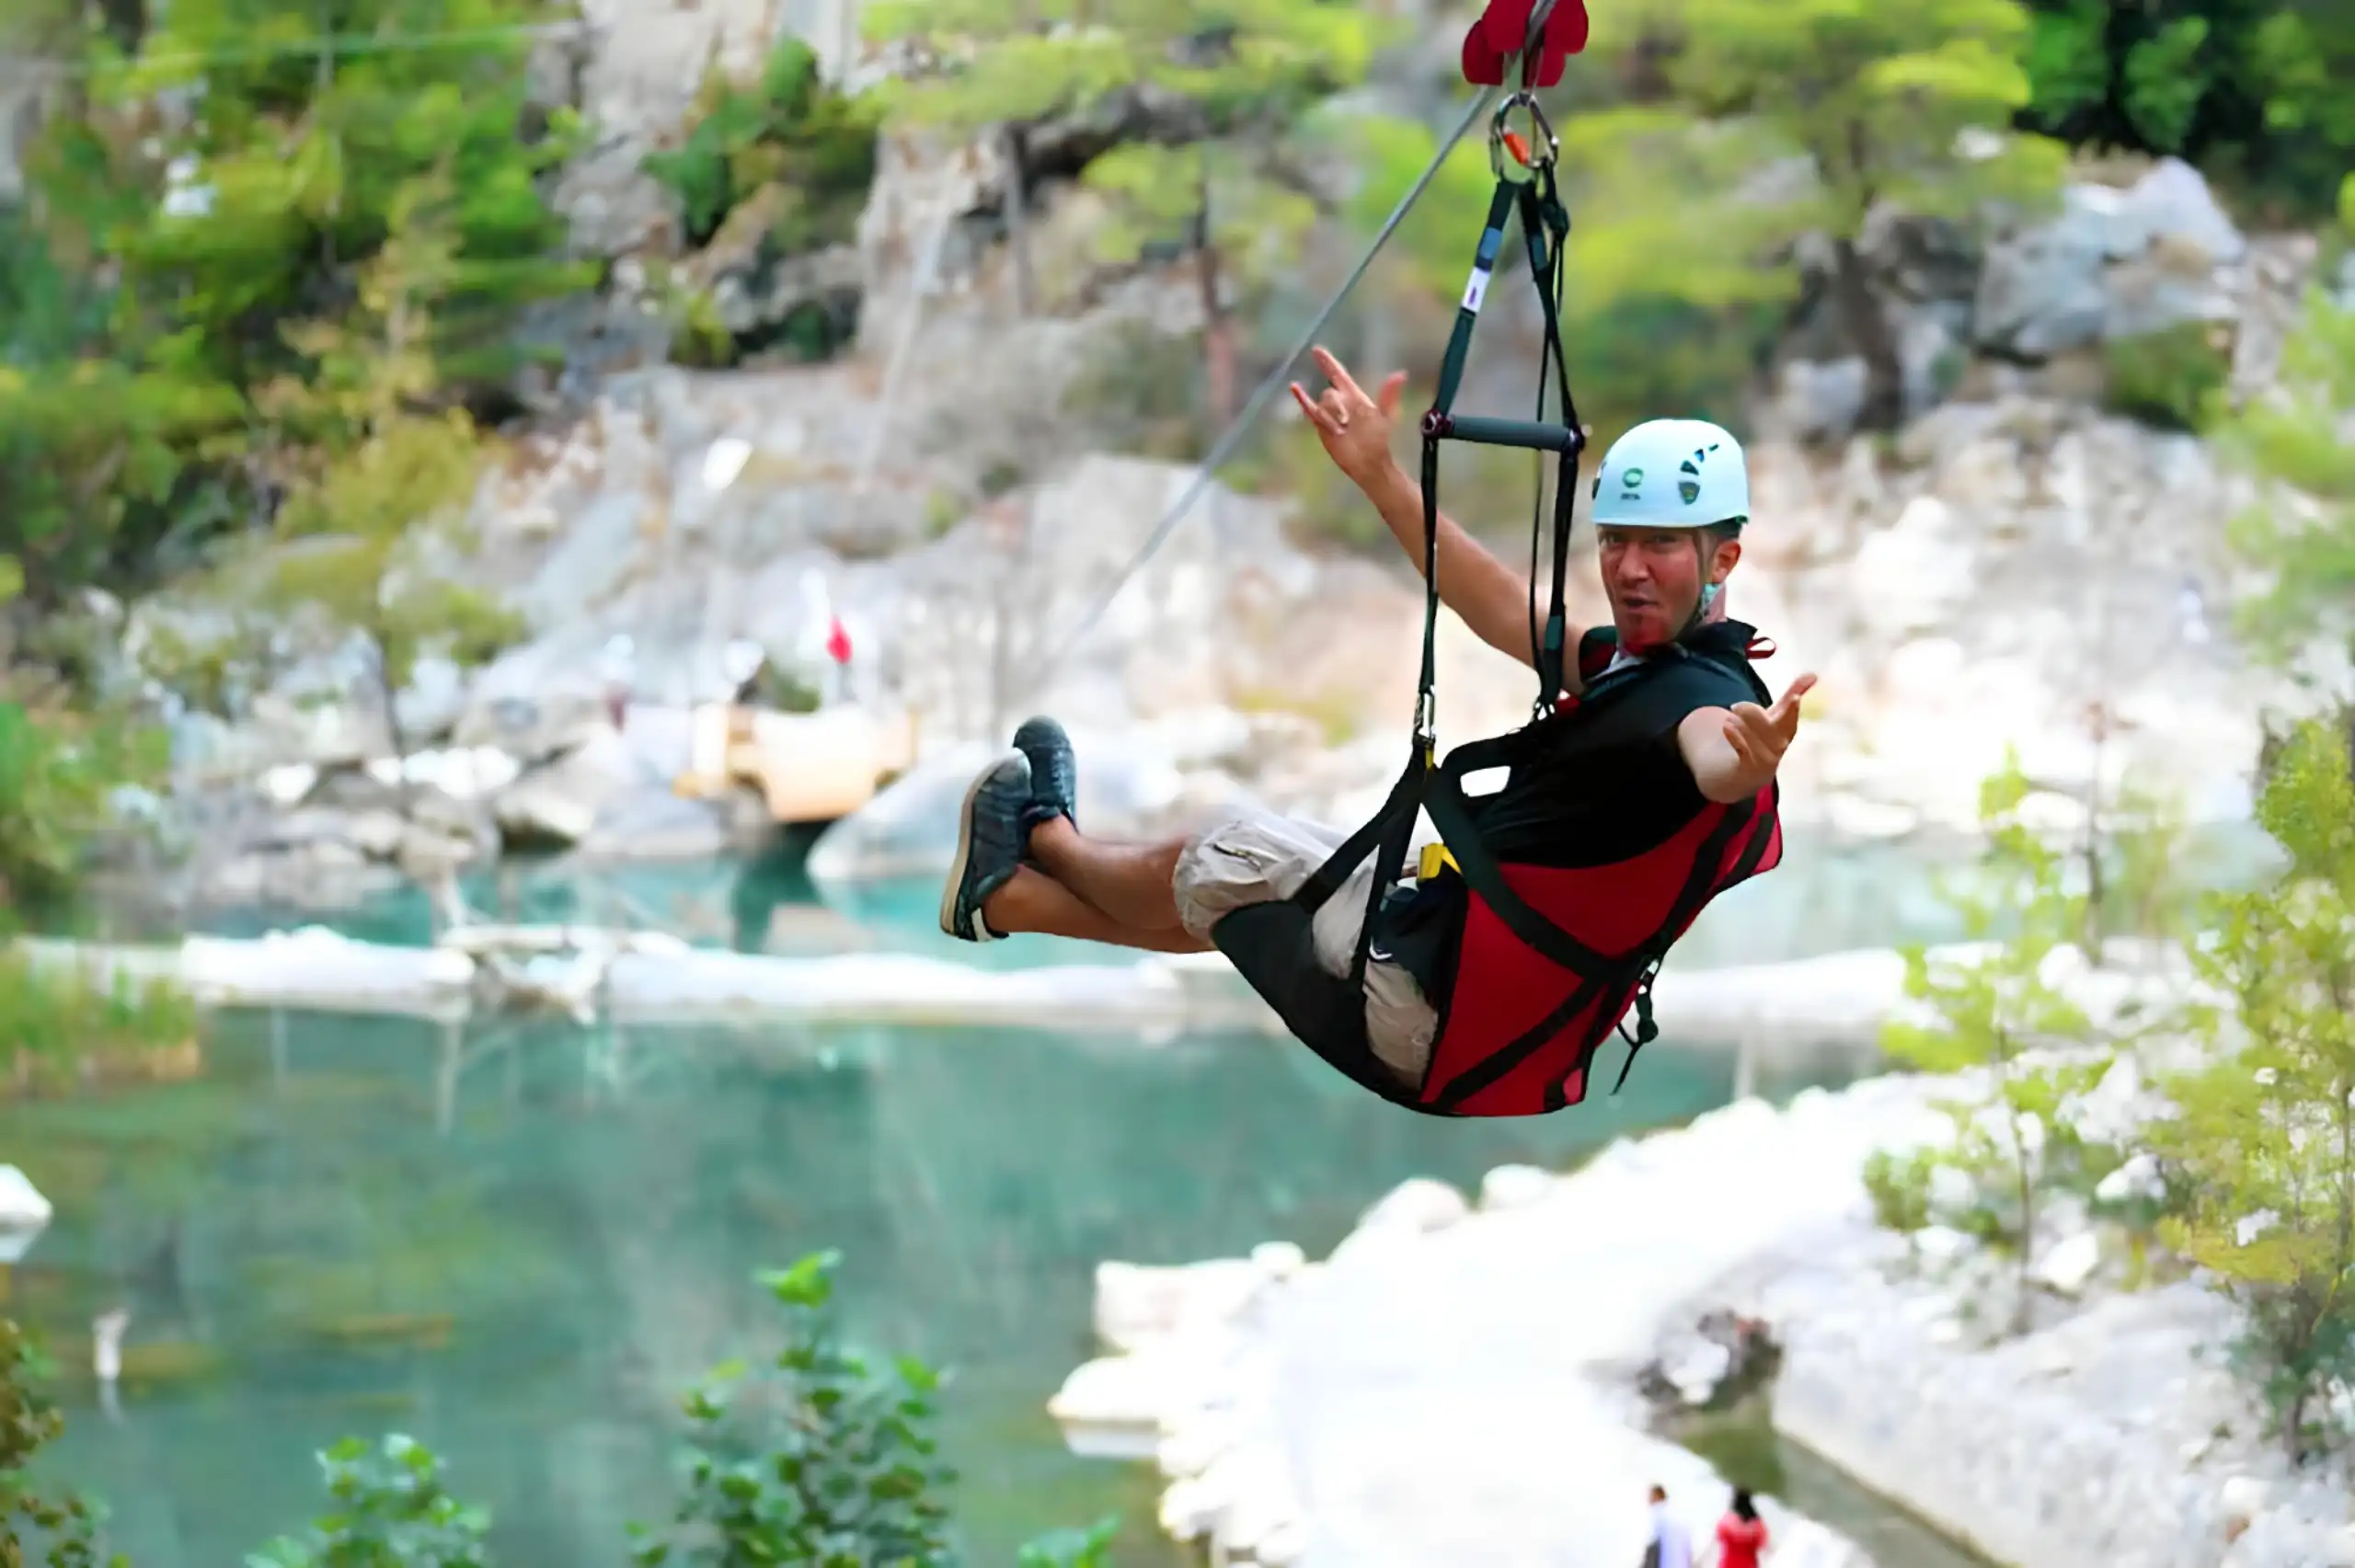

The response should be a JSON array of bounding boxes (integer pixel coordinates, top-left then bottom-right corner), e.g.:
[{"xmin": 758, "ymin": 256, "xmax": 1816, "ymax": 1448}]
[
  {"xmin": 1713, "ymin": 1487, "xmax": 1766, "ymax": 1568},
  {"xmin": 933, "ymin": 346, "xmax": 1816, "ymax": 1112},
  {"xmin": 1641, "ymin": 1483, "xmax": 1694, "ymax": 1568}
]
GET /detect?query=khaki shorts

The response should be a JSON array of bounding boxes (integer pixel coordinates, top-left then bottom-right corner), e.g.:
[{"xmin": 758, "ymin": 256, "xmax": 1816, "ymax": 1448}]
[{"xmin": 1172, "ymin": 807, "xmax": 1440, "ymax": 1085}]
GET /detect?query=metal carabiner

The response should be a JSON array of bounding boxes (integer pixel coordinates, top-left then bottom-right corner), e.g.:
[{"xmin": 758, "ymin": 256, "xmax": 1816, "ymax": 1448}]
[{"xmin": 1488, "ymin": 90, "xmax": 1559, "ymax": 183}]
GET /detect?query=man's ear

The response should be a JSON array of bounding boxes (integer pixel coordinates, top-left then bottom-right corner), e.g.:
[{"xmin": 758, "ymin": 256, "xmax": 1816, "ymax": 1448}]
[{"xmin": 1708, "ymin": 536, "xmax": 1742, "ymax": 583}]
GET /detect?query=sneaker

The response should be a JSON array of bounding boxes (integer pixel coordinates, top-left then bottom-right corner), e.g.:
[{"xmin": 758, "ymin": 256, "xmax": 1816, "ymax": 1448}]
[
  {"xmin": 1011, "ymin": 715, "xmax": 1078, "ymax": 835},
  {"xmin": 940, "ymin": 750, "xmax": 1031, "ymax": 942}
]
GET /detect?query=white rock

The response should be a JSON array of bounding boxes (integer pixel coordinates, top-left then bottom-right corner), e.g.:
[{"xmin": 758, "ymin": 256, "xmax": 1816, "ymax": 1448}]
[
  {"xmin": 1913, "ymin": 1225, "xmax": 1975, "ymax": 1265},
  {"xmin": 2221, "ymin": 1474, "xmax": 2271, "ymax": 1521},
  {"xmin": 700, "ymin": 436, "xmax": 752, "ymax": 492},
  {"xmin": 1669, "ymin": 1340, "xmax": 1734, "ymax": 1404},
  {"xmin": 2095, "ymin": 1151, "xmax": 2165, "ymax": 1206},
  {"xmin": 1353, "ymin": 1176, "xmax": 1470, "ymax": 1237},
  {"xmin": 1927, "ymin": 1161, "xmax": 1979, "ymax": 1217},
  {"xmin": 1479, "ymin": 1163, "xmax": 1556, "ymax": 1211},
  {"xmin": 2031, "ymin": 1230, "xmax": 2104, "ymax": 1297},
  {"xmin": 0, "ymin": 1165, "xmax": 52, "ymax": 1230},
  {"xmin": 1250, "ymin": 1241, "xmax": 1306, "ymax": 1280},
  {"xmin": 1094, "ymin": 1259, "xmax": 1263, "ymax": 1353}
]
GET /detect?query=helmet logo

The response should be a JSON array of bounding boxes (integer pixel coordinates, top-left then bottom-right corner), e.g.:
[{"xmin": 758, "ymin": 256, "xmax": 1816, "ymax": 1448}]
[
  {"xmin": 1618, "ymin": 465, "xmax": 1643, "ymax": 500},
  {"xmin": 1678, "ymin": 443, "xmax": 1717, "ymax": 506}
]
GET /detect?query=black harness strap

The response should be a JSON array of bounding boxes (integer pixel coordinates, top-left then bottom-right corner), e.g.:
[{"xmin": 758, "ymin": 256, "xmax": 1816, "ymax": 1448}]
[{"xmin": 1292, "ymin": 119, "xmax": 1579, "ymax": 990}]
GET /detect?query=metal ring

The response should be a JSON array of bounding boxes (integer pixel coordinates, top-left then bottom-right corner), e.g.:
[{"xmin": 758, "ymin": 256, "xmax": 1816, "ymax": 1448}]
[{"xmin": 1487, "ymin": 91, "xmax": 1559, "ymax": 181}]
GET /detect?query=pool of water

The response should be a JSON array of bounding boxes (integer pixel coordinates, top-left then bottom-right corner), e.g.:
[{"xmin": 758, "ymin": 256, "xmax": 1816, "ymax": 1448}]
[
  {"xmin": 16, "ymin": 822, "xmax": 2146, "ymax": 1567},
  {"xmin": 10, "ymin": 1001, "xmax": 1883, "ymax": 1567},
  {"xmin": 1678, "ymin": 1396, "xmax": 1998, "ymax": 1568}
]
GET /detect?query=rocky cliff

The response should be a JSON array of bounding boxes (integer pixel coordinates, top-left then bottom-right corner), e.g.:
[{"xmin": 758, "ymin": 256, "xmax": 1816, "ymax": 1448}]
[{"xmin": 94, "ymin": 6, "xmax": 2355, "ymax": 903}]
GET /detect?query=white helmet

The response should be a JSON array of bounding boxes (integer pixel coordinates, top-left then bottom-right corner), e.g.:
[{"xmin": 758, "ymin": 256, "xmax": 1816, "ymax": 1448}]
[{"xmin": 1589, "ymin": 418, "xmax": 1749, "ymax": 529}]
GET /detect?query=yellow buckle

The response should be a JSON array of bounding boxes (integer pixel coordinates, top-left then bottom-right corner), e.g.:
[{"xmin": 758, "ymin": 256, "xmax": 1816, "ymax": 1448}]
[{"xmin": 1418, "ymin": 842, "xmax": 1458, "ymax": 883}]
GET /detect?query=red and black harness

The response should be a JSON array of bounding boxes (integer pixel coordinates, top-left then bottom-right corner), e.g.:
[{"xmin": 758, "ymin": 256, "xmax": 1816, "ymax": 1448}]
[{"xmin": 1211, "ymin": 34, "xmax": 1784, "ymax": 1117}]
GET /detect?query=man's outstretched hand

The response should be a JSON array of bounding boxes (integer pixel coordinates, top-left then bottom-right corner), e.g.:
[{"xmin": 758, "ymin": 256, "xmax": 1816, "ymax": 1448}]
[
  {"xmin": 1289, "ymin": 346, "xmax": 1407, "ymax": 490},
  {"xmin": 1718, "ymin": 672, "xmax": 1819, "ymax": 797}
]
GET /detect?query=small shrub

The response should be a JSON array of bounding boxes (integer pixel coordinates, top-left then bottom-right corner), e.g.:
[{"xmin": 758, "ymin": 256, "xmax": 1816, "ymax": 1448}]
[
  {"xmin": 0, "ymin": 1316, "xmax": 119, "ymax": 1567},
  {"xmin": 0, "ymin": 949, "xmax": 201, "ymax": 1095},
  {"xmin": 246, "ymin": 1435, "xmax": 493, "ymax": 1568},
  {"xmin": 1863, "ymin": 1147, "xmax": 1936, "ymax": 1233},
  {"xmin": 628, "ymin": 1250, "xmax": 958, "ymax": 1564},
  {"xmin": 645, "ymin": 39, "xmax": 879, "ymax": 253},
  {"xmin": 2103, "ymin": 321, "xmax": 2232, "ymax": 430}
]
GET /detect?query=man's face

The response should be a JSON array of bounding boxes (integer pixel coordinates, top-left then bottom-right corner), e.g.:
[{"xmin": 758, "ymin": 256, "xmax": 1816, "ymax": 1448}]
[{"xmin": 1598, "ymin": 526, "xmax": 1738, "ymax": 647}]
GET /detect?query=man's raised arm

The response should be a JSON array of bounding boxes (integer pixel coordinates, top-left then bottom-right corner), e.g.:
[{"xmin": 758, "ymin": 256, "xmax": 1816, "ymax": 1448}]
[{"xmin": 1290, "ymin": 346, "xmax": 1569, "ymax": 675}]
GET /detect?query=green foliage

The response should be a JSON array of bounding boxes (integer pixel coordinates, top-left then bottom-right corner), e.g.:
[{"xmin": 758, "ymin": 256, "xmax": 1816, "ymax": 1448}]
[
  {"xmin": 2147, "ymin": 718, "xmax": 2355, "ymax": 1459},
  {"xmin": 643, "ymin": 38, "xmax": 881, "ymax": 252},
  {"xmin": 0, "ymin": 698, "xmax": 167, "ymax": 926},
  {"xmin": 628, "ymin": 1249, "xmax": 958, "ymax": 1565},
  {"xmin": 0, "ymin": 1315, "xmax": 122, "ymax": 1567},
  {"xmin": 2086, "ymin": 781, "xmax": 2201, "ymax": 947},
  {"xmin": 864, "ymin": 0, "xmax": 1383, "ymax": 135},
  {"xmin": 246, "ymin": 1435, "xmax": 493, "ymax": 1568},
  {"xmin": 1335, "ymin": 113, "xmax": 1778, "ymax": 436},
  {"xmin": 1862, "ymin": 1146, "xmax": 1937, "ymax": 1233},
  {"xmin": 1880, "ymin": 753, "xmax": 2108, "ymax": 1331},
  {"xmin": 2217, "ymin": 281, "xmax": 2355, "ymax": 671},
  {"xmin": 642, "ymin": 262, "xmax": 739, "ymax": 370},
  {"xmin": 2016, "ymin": 0, "xmax": 2355, "ymax": 216},
  {"xmin": 1013, "ymin": 1517, "xmax": 1119, "ymax": 1568},
  {"xmin": 0, "ymin": 0, "xmax": 593, "ymax": 612},
  {"xmin": 233, "ymin": 168, "xmax": 523, "ymax": 706},
  {"xmin": 0, "ymin": 949, "xmax": 201, "ymax": 1093},
  {"xmin": 868, "ymin": 0, "xmax": 1395, "ymax": 415},
  {"xmin": 2102, "ymin": 320, "xmax": 2234, "ymax": 430},
  {"xmin": 1589, "ymin": 0, "xmax": 2064, "ymax": 237},
  {"xmin": 624, "ymin": 1250, "xmax": 1123, "ymax": 1565},
  {"xmin": 96, "ymin": 0, "xmax": 593, "ymax": 396}
]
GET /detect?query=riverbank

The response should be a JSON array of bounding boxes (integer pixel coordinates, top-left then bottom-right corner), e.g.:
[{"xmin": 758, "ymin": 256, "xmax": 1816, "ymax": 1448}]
[
  {"xmin": 1046, "ymin": 1070, "xmax": 2355, "ymax": 1568},
  {"xmin": 8, "ymin": 930, "xmax": 2186, "ymax": 1048}
]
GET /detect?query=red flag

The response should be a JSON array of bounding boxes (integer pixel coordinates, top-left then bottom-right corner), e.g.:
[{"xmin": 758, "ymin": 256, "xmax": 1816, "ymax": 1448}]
[{"xmin": 824, "ymin": 614, "xmax": 853, "ymax": 666}]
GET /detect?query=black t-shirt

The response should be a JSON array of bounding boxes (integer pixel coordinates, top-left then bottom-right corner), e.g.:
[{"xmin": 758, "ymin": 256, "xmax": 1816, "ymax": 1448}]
[{"xmin": 1370, "ymin": 622, "xmax": 1765, "ymax": 996}]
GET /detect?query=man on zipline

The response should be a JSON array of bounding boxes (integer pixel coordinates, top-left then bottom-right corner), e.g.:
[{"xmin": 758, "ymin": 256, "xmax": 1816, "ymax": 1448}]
[{"xmin": 936, "ymin": 346, "xmax": 1815, "ymax": 1099}]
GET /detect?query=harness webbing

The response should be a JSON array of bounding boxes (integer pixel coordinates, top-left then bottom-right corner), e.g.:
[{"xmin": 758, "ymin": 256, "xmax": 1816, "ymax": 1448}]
[{"xmin": 1326, "ymin": 105, "xmax": 1589, "ymax": 1006}]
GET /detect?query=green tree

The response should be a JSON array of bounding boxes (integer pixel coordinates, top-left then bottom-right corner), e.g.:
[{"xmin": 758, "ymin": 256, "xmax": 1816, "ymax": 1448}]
[
  {"xmin": 2216, "ymin": 228, "xmax": 2355, "ymax": 683},
  {"xmin": 0, "ymin": 691, "xmax": 167, "ymax": 930},
  {"xmin": 1580, "ymin": 0, "xmax": 2064, "ymax": 430},
  {"xmin": 865, "ymin": 0, "xmax": 1388, "ymax": 424},
  {"xmin": 2017, "ymin": 0, "xmax": 2355, "ymax": 217},
  {"xmin": 195, "ymin": 167, "xmax": 523, "ymax": 892},
  {"xmin": 0, "ymin": 0, "xmax": 595, "ymax": 611},
  {"xmin": 95, "ymin": 0, "xmax": 594, "ymax": 399},
  {"xmin": 1880, "ymin": 755, "xmax": 2108, "ymax": 1333},
  {"xmin": 2148, "ymin": 718, "xmax": 2355, "ymax": 1459}
]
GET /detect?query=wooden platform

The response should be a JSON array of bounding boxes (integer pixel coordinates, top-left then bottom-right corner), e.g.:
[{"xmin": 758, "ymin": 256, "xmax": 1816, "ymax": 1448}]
[{"xmin": 672, "ymin": 703, "xmax": 917, "ymax": 825}]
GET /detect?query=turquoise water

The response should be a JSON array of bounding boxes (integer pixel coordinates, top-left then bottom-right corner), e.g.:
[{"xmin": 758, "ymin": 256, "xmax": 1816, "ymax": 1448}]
[
  {"xmin": 10, "ymin": 1006, "xmax": 1874, "ymax": 1566},
  {"xmin": 9, "ymin": 829, "xmax": 2156, "ymax": 1566}
]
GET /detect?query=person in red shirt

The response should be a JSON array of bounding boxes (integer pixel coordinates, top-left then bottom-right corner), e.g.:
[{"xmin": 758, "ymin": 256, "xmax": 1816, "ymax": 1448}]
[{"xmin": 1715, "ymin": 1488, "xmax": 1767, "ymax": 1568}]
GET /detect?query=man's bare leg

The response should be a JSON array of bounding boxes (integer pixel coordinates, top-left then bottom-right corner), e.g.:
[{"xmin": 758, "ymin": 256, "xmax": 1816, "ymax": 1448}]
[
  {"xmin": 982, "ymin": 865, "xmax": 1210, "ymax": 954},
  {"xmin": 1024, "ymin": 817, "xmax": 1189, "ymax": 932}
]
